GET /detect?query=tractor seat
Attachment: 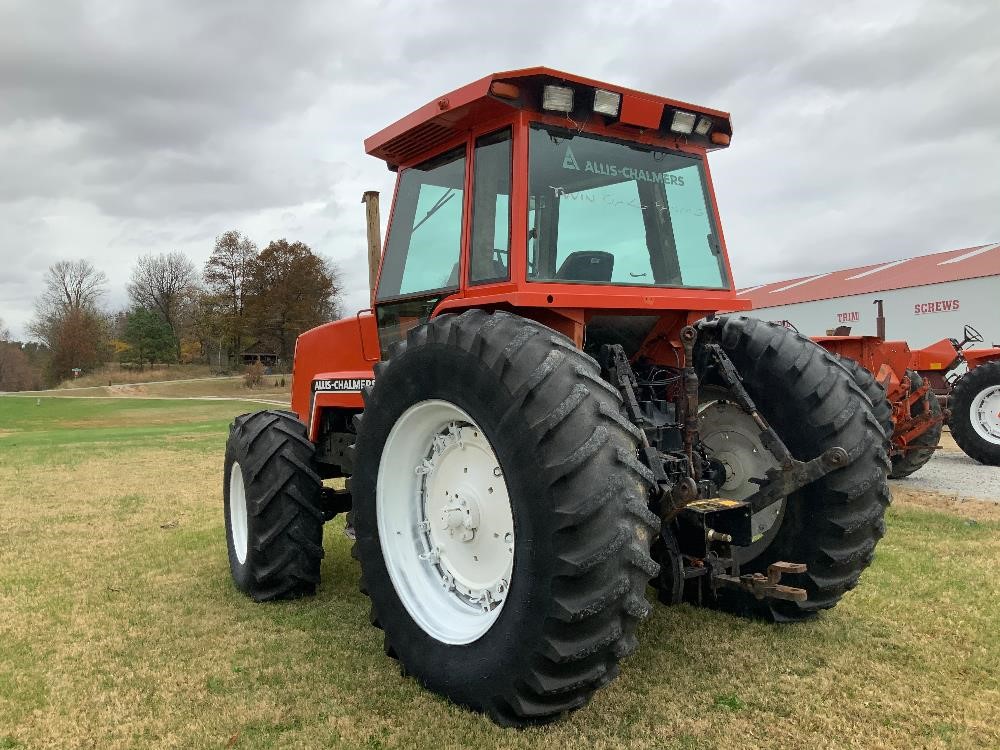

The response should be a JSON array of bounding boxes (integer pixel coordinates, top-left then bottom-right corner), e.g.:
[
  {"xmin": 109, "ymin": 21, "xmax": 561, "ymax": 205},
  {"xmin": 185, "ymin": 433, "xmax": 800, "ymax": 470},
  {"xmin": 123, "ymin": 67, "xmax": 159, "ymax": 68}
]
[{"xmin": 555, "ymin": 251, "xmax": 614, "ymax": 283}]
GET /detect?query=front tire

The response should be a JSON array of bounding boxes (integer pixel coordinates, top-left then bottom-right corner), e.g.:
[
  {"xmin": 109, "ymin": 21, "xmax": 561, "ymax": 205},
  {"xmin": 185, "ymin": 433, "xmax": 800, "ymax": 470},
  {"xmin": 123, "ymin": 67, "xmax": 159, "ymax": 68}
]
[
  {"xmin": 949, "ymin": 360, "xmax": 1000, "ymax": 466},
  {"xmin": 351, "ymin": 310, "xmax": 659, "ymax": 726},
  {"xmin": 224, "ymin": 410, "xmax": 325, "ymax": 601}
]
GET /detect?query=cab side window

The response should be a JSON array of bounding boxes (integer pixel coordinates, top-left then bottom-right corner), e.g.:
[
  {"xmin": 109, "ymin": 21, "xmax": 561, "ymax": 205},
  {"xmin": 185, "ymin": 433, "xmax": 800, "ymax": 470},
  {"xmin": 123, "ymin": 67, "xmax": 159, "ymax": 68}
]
[
  {"xmin": 469, "ymin": 129, "xmax": 512, "ymax": 284},
  {"xmin": 376, "ymin": 146, "xmax": 467, "ymax": 300}
]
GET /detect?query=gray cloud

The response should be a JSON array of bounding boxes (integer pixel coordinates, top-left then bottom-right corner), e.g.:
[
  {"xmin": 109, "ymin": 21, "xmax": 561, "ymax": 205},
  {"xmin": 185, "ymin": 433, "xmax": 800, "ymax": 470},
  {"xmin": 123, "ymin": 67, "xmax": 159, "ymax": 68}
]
[{"xmin": 1, "ymin": 0, "xmax": 998, "ymax": 338}]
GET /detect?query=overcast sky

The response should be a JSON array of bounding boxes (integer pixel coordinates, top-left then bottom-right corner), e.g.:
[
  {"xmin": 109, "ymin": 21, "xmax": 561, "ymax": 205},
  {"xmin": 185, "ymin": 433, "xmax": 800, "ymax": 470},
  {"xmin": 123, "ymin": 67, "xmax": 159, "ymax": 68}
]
[{"xmin": 2, "ymin": 0, "xmax": 998, "ymax": 340}]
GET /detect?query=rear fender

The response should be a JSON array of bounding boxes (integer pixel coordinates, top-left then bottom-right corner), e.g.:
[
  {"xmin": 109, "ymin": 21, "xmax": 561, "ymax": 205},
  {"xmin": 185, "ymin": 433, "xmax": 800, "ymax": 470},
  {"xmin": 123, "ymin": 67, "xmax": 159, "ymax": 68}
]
[
  {"xmin": 909, "ymin": 338, "xmax": 961, "ymax": 374},
  {"xmin": 964, "ymin": 348, "xmax": 1000, "ymax": 370}
]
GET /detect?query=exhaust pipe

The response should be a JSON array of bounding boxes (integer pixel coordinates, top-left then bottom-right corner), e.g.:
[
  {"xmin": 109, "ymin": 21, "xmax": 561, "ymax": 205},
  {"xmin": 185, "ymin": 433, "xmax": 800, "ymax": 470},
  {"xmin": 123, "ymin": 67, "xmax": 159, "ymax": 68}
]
[
  {"xmin": 873, "ymin": 299, "xmax": 886, "ymax": 340},
  {"xmin": 362, "ymin": 191, "xmax": 382, "ymax": 305}
]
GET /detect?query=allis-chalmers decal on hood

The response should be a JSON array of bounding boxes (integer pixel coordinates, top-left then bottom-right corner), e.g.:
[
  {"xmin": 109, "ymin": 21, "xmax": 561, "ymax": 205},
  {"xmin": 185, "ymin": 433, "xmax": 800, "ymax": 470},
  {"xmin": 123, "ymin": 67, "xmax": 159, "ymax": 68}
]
[{"xmin": 312, "ymin": 377, "xmax": 375, "ymax": 392}]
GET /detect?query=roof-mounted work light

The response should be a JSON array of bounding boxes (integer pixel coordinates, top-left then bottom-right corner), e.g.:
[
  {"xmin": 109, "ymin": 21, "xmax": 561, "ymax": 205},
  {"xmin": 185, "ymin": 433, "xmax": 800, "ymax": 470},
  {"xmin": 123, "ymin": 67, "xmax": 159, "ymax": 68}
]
[
  {"xmin": 542, "ymin": 85, "xmax": 574, "ymax": 113},
  {"xmin": 593, "ymin": 89, "xmax": 621, "ymax": 117},
  {"xmin": 670, "ymin": 110, "xmax": 697, "ymax": 135},
  {"xmin": 694, "ymin": 116, "xmax": 713, "ymax": 136}
]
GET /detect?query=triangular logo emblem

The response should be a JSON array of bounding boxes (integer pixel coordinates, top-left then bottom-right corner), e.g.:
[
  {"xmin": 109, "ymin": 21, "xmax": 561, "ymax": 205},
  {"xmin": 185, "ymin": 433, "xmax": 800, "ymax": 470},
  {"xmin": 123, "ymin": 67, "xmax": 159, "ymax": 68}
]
[{"xmin": 562, "ymin": 146, "xmax": 579, "ymax": 170}]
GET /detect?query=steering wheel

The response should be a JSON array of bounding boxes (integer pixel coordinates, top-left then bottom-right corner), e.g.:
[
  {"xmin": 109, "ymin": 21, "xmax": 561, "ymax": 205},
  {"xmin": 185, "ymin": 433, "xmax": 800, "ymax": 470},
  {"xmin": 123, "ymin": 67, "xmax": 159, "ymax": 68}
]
[{"xmin": 961, "ymin": 324, "xmax": 984, "ymax": 348}]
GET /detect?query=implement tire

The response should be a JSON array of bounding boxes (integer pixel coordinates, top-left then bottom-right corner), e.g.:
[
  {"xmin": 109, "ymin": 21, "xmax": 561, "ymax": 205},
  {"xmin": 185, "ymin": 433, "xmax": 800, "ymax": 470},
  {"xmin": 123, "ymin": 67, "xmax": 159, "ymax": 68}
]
[
  {"xmin": 889, "ymin": 370, "xmax": 943, "ymax": 478},
  {"xmin": 694, "ymin": 315, "xmax": 890, "ymax": 622},
  {"xmin": 350, "ymin": 310, "xmax": 659, "ymax": 726},
  {"xmin": 224, "ymin": 410, "xmax": 324, "ymax": 601},
  {"xmin": 949, "ymin": 360, "xmax": 1000, "ymax": 466}
]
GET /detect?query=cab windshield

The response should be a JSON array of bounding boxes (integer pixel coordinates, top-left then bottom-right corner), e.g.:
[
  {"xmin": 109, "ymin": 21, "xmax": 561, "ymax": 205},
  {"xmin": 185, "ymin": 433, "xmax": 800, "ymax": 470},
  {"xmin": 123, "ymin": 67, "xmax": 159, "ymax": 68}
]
[{"xmin": 527, "ymin": 124, "xmax": 729, "ymax": 289}]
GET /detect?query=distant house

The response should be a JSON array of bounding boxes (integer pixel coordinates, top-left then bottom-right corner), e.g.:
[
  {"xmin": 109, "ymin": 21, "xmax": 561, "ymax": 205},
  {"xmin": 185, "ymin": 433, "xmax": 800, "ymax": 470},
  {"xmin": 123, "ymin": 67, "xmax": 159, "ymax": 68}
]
[{"xmin": 240, "ymin": 347, "xmax": 279, "ymax": 367}]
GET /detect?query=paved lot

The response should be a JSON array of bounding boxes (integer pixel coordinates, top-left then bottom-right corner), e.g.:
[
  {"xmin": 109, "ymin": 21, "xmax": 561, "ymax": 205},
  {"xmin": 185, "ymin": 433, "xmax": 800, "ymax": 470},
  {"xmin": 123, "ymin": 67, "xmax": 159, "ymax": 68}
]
[{"xmin": 890, "ymin": 431, "xmax": 1000, "ymax": 503}]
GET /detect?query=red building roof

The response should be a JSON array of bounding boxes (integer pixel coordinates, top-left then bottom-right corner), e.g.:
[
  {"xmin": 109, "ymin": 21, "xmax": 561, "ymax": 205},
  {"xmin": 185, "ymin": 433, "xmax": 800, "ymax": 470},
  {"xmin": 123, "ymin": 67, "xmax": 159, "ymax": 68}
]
[{"xmin": 739, "ymin": 242, "xmax": 1000, "ymax": 308}]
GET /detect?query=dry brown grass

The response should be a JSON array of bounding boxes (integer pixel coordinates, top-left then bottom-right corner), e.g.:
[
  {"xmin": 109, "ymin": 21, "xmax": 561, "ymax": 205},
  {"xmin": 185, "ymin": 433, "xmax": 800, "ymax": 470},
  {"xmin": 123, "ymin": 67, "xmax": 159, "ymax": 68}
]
[
  {"xmin": 0, "ymin": 398, "xmax": 998, "ymax": 749},
  {"xmin": 938, "ymin": 429, "xmax": 961, "ymax": 454},
  {"xmin": 55, "ymin": 364, "xmax": 222, "ymax": 389},
  {"xmin": 21, "ymin": 377, "xmax": 290, "ymax": 403},
  {"xmin": 892, "ymin": 485, "xmax": 1000, "ymax": 523}
]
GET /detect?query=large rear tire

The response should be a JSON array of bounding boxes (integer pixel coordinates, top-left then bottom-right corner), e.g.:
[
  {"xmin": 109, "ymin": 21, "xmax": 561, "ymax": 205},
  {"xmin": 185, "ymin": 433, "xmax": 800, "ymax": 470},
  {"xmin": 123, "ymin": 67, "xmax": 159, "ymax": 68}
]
[
  {"xmin": 692, "ymin": 316, "xmax": 890, "ymax": 622},
  {"xmin": 949, "ymin": 360, "xmax": 1000, "ymax": 466},
  {"xmin": 350, "ymin": 310, "xmax": 659, "ymax": 726},
  {"xmin": 835, "ymin": 355, "xmax": 894, "ymax": 440},
  {"xmin": 889, "ymin": 370, "xmax": 942, "ymax": 478},
  {"xmin": 224, "ymin": 410, "xmax": 325, "ymax": 601}
]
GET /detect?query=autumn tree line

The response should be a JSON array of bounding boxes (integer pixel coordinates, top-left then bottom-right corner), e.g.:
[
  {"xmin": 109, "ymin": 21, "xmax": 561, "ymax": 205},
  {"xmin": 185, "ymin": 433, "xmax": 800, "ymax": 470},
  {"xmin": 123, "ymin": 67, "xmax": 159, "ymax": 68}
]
[{"xmin": 0, "ymin": 231, "xmax": 342, "ymax": 390}]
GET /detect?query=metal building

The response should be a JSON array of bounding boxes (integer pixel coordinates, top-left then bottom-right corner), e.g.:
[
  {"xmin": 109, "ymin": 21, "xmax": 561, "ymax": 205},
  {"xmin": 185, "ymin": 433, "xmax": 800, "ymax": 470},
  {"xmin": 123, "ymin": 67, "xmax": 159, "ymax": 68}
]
[{"xmin": 738, "ymin": 242, "xmax": 1000, "ymax": 346}]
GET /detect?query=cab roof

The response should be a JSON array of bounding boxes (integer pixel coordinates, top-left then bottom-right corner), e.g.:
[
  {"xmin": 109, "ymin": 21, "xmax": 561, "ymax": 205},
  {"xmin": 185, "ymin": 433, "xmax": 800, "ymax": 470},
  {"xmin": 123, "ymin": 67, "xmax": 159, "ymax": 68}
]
[{"xmin": 364, "ymin": 66, "xmax": 733, "ymax": 168}]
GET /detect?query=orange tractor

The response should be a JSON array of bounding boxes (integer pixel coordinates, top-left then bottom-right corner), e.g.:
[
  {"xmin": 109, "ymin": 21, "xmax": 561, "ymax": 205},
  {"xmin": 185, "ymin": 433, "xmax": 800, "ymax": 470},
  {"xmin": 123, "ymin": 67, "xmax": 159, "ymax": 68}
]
[
  {"xmin": 909, "ymin": 326, "xmax": 1000, "ymax": 466},
  {"xmin": 221, "ymin": 68, "xmax": 888, "ymax": 725},
  {"xmin": 814, "ymin": 301, "xmax": 1000, "ymax": 476}
]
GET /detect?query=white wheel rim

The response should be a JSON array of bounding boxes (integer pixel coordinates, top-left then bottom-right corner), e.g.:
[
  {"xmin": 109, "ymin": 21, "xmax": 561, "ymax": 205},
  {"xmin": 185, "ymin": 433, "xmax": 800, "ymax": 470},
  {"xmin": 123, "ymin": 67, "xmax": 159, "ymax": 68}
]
[
  {"xmin": 970, "ymin": 385, "xmax": 1000, "ymax": 445},
  {"xmin": 377, "ymin": 399, "xmax": 514, "ymax": 645},
  {"xmin": 229, "ymin": 462, "xmax": 249, "ymax": 564}
]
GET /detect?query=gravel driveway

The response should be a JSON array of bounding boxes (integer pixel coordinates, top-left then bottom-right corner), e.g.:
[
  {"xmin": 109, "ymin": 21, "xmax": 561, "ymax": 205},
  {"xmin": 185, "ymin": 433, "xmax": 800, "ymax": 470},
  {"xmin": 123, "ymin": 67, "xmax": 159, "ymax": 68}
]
[{"xmin": 889, "ymin": 430, "xmax": 1000, "ymax": 503}]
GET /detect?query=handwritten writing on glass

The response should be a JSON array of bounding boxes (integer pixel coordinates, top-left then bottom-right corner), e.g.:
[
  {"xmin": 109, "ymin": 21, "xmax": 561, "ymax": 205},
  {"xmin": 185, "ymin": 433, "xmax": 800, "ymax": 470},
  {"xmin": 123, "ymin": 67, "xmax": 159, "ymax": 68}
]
[{"xmin": 547, "ymin": 186, "xmax": 705, "ymax": 217}]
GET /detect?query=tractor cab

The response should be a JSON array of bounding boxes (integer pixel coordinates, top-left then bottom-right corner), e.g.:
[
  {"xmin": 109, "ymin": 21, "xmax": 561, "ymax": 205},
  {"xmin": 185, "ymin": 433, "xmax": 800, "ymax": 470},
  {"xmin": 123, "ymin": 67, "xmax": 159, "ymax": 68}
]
[
  {"xmin": 366, "ymin": 67, "xmax": 746, "ymax": 356},
  {"xmin": 293, "ymin": 68, "xmax": 748, "ymax": 428}
]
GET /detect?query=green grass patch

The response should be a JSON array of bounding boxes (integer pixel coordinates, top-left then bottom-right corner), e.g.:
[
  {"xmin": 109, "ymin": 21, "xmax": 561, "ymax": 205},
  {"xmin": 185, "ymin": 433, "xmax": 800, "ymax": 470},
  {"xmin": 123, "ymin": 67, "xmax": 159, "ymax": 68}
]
[
  {"xmin": 0, "ymin": 396, "xmax": 998, "ymax": 748},
  {"xmin": 0, "ymin": 395, "xmax": 256, "ymax": 433},
  {"xmin": 0, "ymin": 396, "xmax": 258, "ymax": 464}
]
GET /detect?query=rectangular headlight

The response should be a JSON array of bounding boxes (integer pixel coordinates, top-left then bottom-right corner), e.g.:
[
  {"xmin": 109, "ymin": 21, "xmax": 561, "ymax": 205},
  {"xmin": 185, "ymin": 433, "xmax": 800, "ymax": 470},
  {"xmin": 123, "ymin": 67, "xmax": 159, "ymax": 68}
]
[
  {"xmin": 593, "ymin": 89, "xmax": 621, "ymax": 117},
  {"xmin": 694, "ymin": 116, "xmax": 712, "ymax": 136},
  {"xmin": 542, "ymin": 85, "xmax": 574, "ymax": 113},
  {"xmin": 670, "ymin": 110, "xmax": 697, "ymax": 134}
]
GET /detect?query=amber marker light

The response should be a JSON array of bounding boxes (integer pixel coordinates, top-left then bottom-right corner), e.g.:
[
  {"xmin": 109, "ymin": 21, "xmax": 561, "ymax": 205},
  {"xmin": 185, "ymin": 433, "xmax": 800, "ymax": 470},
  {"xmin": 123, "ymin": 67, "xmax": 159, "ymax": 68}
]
[{"xmin": 490, "ymin": 81, "xmax": 520, "ymax": 99}]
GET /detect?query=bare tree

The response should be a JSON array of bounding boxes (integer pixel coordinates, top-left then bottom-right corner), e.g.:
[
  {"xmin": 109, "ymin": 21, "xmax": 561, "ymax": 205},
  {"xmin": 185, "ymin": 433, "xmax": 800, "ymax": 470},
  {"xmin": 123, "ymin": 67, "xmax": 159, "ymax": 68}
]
[
  {"xmin": 204, "ymin": 230, "xmax": 258, "ymax": 360},
  {"xmin": 28, "ymin": 260, "xmax": 109, "ymax": 382},
  {"xmin": 127, "ymin": 251, "xmax": 198, "ymax": 357},
  {"xmin": 0, "ymin": 342, "xmax": 40, "ymax": 391},
  {"xmin": 321, "ymin": 255, "xmax": 345, "ymax": 320},
  {"xmin": 1, "ymin": 318, "xmax": 44, "ymax": 391},
  {"xmin": 30, "ymin": 260, "xmax": 108, "ymax": 345},
  {"xmin": 37, "ymin": 259, "xmax": 107, "ymax": 315}
]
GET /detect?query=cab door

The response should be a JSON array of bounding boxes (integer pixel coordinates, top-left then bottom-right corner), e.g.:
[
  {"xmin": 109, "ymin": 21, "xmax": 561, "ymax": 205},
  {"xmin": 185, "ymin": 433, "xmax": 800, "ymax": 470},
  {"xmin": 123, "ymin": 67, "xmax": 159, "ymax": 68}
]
[{"xmin": 374, "ymin": 144, "xmax": 468, "ymax": 358}]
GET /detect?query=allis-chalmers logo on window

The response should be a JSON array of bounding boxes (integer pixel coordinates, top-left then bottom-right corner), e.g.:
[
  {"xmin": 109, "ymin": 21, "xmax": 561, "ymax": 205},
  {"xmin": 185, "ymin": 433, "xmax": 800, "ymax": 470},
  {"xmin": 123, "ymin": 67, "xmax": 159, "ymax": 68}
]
[{"xmin": 914, "ymin": 299, "xmax": 961, "ymax": 315}]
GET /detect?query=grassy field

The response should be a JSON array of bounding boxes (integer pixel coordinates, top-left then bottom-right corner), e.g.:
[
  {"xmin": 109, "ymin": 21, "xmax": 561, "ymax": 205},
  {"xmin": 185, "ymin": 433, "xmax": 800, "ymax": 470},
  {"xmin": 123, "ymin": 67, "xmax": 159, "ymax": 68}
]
[{"xmin": 0, "ymin": 396, "xmax": 998, "ymax": 749}]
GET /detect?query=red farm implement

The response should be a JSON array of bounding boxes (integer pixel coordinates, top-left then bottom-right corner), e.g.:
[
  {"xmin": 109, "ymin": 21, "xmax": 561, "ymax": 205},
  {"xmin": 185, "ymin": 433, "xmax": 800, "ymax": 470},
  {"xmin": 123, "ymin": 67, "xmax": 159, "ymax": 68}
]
[{"xmin": 814, "ymin": 301, "xmax": 1000, "ymax": 475}]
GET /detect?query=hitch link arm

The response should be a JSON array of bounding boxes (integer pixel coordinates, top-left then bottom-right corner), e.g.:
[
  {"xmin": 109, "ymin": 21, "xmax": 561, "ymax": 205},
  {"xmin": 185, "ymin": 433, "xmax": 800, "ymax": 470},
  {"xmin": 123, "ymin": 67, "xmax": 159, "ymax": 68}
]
[
  {"xmin": 715, "ymin": 561, "xmax": 808, "ymax": 602},
  {"xmin": 601, "ymin": 344, "xmax": 672, "ymax": 492},
  {"xmin": 703, "ymin": 343, "xmax": 849, "ymax": 510}
]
